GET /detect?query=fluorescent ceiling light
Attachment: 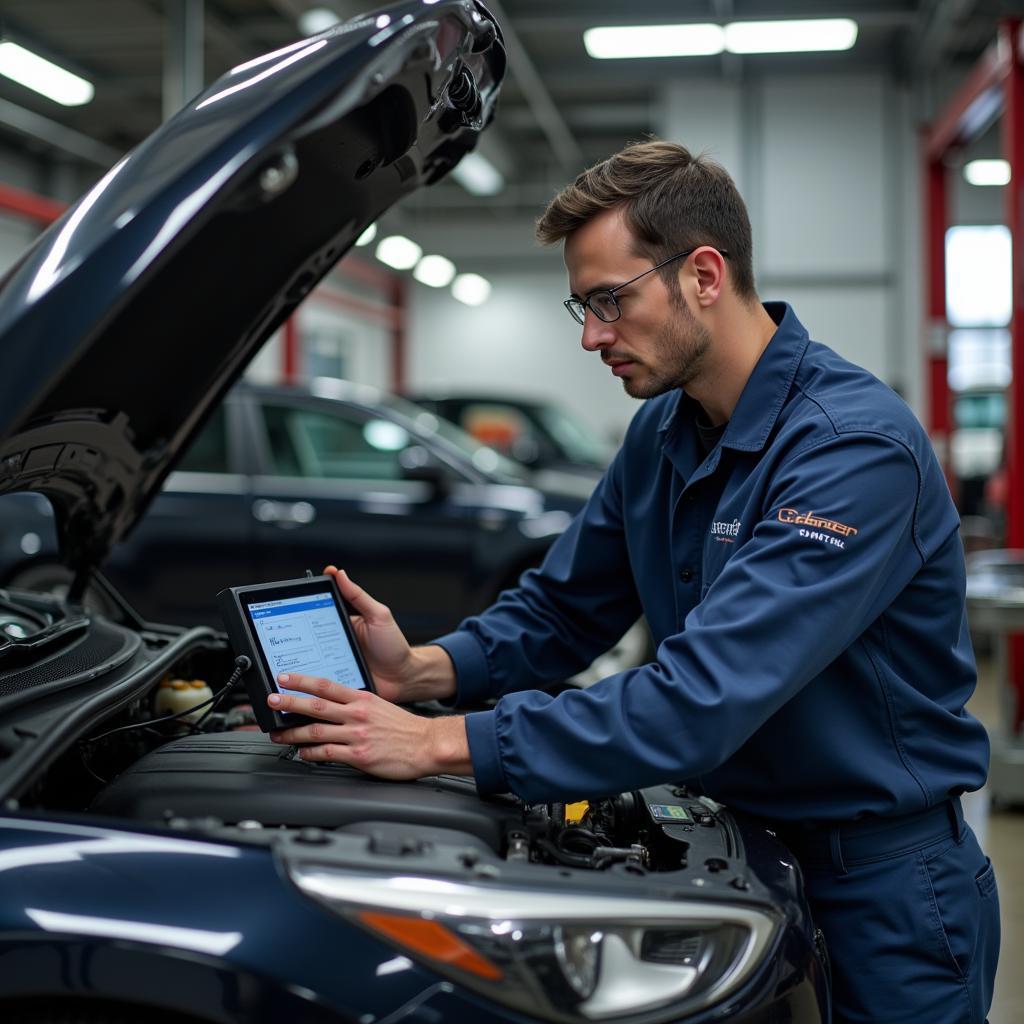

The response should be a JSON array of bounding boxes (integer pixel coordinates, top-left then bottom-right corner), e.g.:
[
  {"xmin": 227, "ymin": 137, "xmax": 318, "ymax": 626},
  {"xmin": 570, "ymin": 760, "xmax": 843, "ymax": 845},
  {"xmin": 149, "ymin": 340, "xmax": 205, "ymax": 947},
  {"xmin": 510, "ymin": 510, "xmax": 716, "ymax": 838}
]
[
  {"xmin": 584, "ymin": 24, "xmax": 724, "ymax": 59},
  {"xmin": 583, "ymin": 19, "xmax": 858, "ymax": 59},
  {"xmin": 355, "ymin": 223, "xmax": 377, "ymax": 246},
  {"xmin": 376, "ymin": 235, "xmax": 421, "ymax": 270},
  {"xmin": 452, "ymin": 273, "xmax": 491, "ymax": 306},
  {"xmin": 413, "ymin": 255, "xmax": 456, "ymax": 288},
  {"xmin": 0, "ymin": 41, "xmax": 94, "ymax": 106},
  {"xmin": 724, "ymin": 19, "xmax": 858, "ymax": 54},
  {"xmin": 298, "ymin": 8, "xmax": 341, "ymax": 36},
  {"xmin": 964, "ymin": 159, "xmax": 1011, "ymax": 187},
  {"xmin": 451, "ymin": 152, "xmax": 505, "ymax": 196}
]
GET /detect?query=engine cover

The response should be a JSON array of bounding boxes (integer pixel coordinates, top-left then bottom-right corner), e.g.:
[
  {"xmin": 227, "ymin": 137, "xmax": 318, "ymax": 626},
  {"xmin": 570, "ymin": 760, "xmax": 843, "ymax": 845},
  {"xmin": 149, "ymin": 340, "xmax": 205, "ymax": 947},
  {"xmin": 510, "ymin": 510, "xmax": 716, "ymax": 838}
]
[{"xmin": 91, "ymin": 731, "xmax": 522, "ymax": 851}]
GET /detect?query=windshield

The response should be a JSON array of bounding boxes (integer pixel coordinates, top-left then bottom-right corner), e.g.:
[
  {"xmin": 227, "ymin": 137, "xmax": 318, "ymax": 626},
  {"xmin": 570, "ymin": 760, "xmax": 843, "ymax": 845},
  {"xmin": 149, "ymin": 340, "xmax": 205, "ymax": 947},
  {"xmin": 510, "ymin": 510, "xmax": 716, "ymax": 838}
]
[
  {"xmin": 535, "ymin": 405, "xmax": 613, "ymax": 467},
  {"xmin": 378, "ymin": 394, "xmax": 532, "ymax": 482}
]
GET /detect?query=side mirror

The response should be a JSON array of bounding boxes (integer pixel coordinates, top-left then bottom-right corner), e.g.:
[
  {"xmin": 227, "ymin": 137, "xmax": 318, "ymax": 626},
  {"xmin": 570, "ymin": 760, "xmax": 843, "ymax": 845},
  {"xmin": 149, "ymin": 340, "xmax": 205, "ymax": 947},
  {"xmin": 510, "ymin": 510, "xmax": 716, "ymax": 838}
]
[{"xmin": 399, "ymin": 445, "xmax": 451, "ymax": 501}]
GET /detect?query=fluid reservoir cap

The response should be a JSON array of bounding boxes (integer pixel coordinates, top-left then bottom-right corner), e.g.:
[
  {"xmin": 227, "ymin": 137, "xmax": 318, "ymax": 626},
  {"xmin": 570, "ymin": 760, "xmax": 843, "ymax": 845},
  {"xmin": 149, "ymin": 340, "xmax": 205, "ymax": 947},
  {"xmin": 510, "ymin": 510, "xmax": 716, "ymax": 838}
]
[
  {"xmin": 171, "ymin": 680, "xmax": 189, "ymax": 691},
  {"xmin": 190, "ymin": 679, "xmax": 207, "ymax": 689}
]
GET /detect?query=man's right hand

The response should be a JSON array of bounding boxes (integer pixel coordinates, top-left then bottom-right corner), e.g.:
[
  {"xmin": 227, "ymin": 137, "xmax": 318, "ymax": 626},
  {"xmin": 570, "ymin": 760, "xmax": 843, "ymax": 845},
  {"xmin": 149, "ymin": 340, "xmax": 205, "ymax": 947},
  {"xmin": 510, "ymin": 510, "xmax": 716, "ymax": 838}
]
[{"xmin": 325, "ymin": 565, "xmax": 457, "ymax": 704}]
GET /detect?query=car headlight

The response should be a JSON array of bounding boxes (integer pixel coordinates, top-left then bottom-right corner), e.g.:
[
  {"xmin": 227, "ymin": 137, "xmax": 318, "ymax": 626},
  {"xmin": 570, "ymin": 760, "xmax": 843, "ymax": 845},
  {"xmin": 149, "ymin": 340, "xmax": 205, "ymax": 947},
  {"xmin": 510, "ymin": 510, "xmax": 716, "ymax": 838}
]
[{"xmin": 287, "ymin": 867, "xmax": 778, "ymax": 1022}]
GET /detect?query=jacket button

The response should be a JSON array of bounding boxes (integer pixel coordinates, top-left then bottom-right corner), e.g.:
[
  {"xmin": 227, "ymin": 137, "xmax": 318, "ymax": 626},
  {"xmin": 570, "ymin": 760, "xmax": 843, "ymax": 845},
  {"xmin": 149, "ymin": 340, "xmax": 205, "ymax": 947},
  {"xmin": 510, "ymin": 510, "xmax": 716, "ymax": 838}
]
[{"xmin": 679, "ymin": 568, "xmax": 694, "ymax": 583}]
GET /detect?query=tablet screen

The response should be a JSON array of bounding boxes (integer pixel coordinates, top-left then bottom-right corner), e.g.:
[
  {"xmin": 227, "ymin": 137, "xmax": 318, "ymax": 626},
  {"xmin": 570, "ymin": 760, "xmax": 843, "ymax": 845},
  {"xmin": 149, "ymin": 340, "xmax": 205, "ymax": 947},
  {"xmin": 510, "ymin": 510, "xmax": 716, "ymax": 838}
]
[{"xmin": 246, "ymin": 589, "xmax": 368, "ymax": 700}]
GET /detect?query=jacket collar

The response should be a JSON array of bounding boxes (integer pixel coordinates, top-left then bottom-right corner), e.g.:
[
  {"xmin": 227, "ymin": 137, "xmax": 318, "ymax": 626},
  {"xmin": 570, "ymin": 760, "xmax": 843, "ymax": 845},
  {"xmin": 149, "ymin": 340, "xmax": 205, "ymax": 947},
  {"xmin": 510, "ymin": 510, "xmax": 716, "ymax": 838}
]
[{"xmin": 657, "ymin": 302, "xmax": 810, "ymax": 453}]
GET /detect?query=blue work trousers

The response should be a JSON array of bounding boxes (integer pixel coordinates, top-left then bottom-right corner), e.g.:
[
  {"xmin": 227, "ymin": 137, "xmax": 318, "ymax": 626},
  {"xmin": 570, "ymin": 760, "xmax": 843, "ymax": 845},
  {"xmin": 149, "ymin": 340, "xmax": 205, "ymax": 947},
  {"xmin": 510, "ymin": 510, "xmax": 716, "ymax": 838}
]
[{"xmin": 784, "ymin": 802, "xmax": 1000, "ymax": 1023}]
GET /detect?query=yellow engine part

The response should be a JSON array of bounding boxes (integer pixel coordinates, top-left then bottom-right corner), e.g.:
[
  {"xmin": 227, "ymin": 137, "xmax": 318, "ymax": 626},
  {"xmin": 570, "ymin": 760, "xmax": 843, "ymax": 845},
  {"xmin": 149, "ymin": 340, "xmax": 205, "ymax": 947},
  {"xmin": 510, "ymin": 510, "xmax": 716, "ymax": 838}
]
[{"xmin": 564, "ymin": 801, "xmax": 589, "ymax": 824}]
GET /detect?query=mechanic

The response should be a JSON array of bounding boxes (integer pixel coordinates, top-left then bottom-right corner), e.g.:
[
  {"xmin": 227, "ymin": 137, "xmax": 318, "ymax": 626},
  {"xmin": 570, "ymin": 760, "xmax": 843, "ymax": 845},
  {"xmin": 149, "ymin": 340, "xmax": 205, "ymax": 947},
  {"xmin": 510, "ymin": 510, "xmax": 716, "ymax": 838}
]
[{"xmin": 266, "ymin": 140, "xmax": 1000, "ymax": 1023}]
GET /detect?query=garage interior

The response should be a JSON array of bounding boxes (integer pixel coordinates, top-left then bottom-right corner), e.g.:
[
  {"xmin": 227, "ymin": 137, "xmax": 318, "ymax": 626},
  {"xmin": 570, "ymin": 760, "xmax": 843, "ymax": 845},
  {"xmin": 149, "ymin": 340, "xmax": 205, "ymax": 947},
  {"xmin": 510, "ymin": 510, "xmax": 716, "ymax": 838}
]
[{"xmin": 0, "ymin": 1, "xmax": 1021, "ymax": 1021}]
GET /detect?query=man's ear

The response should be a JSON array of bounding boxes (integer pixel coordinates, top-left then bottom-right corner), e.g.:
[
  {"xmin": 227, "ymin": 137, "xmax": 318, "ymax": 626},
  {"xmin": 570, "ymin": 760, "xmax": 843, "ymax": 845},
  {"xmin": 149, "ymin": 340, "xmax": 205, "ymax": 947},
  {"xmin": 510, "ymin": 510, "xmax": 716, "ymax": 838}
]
[{"xmin": 690, "ymin": 247, "xmax": 726, "ymax": 308}]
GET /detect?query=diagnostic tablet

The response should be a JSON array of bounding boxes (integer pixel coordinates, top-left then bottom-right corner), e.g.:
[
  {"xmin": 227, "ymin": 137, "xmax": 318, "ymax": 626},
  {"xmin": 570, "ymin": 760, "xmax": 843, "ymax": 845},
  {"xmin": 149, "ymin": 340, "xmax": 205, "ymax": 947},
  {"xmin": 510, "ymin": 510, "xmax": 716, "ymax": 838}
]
[{"xmin": 217, "ymin": 575, "xmax": 375, "ymax": 732}]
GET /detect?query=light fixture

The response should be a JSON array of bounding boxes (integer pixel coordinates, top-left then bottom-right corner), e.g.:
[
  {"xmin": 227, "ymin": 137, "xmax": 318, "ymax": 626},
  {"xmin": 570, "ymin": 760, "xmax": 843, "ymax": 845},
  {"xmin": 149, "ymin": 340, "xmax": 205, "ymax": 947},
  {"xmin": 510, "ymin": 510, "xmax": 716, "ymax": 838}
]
[
  {"xmin": 584, "ymin": 24, "xmax": 724, "ymax": 59},
  {"xmin": 414, "ymin": 255, "xmax": 456, "ymax": 288},
  {"xmin": 298, "ymin": 7, "xmax": 341, "ymax": 36},
  {"xmin": 583, "ymin": 18, "xmax": 858, "ymax": 59},
  {"xmin": 355, "ymin": 223, "xmax": 377, "ymax": 246},
  {"xmin": 724, "ymin": 19, "xmax": 858, "ymax": 54},
  {"xmin": 964, "ymin": 159, "xmax": 1011, "ymax": 187},
  {"xmin": 450, "ymin": 152, "xmax": 505, "ymax": 196},
  {"xmin": 0, "ymin": 41, "xmax": 94, "ymax": 106},
  {"xmin": 375, "ymin": 235, "xmax": 422, "ymax": 270},
  {"xmin": 452, "ymin": 273, "xmax": 491, "ymax": 306}
]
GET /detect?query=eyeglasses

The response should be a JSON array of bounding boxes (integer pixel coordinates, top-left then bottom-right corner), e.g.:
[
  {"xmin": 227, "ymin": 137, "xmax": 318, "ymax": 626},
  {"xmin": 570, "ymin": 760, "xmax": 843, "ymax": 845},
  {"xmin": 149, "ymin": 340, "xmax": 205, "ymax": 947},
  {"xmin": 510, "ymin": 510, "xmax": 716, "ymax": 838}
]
[{"xmin": 563, "ymin": 246, "xmax": 730, "ymax": 326}]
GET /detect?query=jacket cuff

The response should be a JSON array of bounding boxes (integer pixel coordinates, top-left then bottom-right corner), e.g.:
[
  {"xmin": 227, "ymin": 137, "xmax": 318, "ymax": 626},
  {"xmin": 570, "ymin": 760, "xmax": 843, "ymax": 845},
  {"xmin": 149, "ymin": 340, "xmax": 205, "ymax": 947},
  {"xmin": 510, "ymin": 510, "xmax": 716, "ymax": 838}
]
[
  {"xmin": 431, "ymin": 630, "xmax": 493, "ymax": 705},
  {"xmin": 465, "ymin": 710, "xmax": 508, "ymax": 796}
]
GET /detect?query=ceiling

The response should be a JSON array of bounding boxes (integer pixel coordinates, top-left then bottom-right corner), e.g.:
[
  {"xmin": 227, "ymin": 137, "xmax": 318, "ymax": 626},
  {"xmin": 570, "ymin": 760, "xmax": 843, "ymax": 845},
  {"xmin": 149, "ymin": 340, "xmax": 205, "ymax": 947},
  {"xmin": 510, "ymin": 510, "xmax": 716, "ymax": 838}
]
[{"xmin": 0, "ymin": 0, "xmax": 1014, "ymax": 264}]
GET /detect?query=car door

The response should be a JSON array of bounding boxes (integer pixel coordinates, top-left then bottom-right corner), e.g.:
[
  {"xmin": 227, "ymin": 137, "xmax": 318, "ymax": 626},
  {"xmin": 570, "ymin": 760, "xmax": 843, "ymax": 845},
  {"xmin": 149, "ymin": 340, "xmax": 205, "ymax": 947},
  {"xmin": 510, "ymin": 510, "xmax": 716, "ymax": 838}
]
[
  {"xmin": 103, "ymin": 400, "xmax": 258, "ymax": 625},
  {"xmin": 244, "ymin": 394, "xmax": 486, "ymax": 644}
]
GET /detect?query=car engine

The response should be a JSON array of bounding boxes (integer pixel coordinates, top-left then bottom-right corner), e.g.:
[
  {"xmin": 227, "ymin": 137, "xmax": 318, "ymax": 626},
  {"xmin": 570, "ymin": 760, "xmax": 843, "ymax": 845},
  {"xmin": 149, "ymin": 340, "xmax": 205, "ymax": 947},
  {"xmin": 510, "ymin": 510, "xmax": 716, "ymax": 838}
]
[{"xmin": 0, "ymin": 588, "xmax": 750, "ymax": 886}]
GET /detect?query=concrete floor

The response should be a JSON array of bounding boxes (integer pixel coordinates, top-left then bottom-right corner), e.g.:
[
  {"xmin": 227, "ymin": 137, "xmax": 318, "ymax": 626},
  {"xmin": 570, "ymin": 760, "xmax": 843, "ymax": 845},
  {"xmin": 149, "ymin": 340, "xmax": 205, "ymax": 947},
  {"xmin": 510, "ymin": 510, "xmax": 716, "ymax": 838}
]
[{"xmin": 965, "ymin": 657, "xmax": 1022, "ymax": 1024}]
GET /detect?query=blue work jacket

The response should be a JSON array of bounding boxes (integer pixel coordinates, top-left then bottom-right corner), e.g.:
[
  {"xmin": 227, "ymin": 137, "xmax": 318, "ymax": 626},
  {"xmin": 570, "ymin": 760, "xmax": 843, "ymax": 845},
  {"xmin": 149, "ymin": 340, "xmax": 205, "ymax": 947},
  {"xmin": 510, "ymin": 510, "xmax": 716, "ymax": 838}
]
[{"xmin": 434, "ymin": 303, "xmax": 990, "ymax": 819}]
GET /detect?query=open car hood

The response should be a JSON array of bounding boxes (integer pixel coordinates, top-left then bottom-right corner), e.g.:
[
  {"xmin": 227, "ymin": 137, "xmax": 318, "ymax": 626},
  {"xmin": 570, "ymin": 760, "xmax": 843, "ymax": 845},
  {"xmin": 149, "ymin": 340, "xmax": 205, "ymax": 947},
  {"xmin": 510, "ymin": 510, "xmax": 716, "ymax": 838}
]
[{"xmin": 0, "ymin": 0, "xmax": 503, "ymax": 578}]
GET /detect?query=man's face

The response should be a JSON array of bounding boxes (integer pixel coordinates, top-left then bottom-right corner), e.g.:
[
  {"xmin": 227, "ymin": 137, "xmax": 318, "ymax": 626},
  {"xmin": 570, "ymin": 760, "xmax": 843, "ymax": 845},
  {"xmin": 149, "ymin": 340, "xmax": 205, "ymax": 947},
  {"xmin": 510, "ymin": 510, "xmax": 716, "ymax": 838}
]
[{"xmin": 564, "ymin": 208, "xmax": 712, "ymax": 400}]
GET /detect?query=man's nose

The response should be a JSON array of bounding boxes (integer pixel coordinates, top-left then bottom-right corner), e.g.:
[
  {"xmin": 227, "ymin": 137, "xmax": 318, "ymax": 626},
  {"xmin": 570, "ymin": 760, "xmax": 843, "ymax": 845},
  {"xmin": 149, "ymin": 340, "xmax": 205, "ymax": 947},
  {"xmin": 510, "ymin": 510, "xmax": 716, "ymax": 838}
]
[{"xmin": 580, "ymin": 310, "xmax": 615, "ymax": 352}]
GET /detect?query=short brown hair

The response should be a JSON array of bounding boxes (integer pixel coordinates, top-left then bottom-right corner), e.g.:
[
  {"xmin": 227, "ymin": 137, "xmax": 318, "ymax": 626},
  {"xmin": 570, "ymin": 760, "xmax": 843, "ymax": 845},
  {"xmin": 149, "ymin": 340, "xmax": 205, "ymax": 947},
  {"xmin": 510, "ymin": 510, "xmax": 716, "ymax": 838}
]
[{"xmin": 536, "ymin": 140, "xmax": 756, "ymax": 300}]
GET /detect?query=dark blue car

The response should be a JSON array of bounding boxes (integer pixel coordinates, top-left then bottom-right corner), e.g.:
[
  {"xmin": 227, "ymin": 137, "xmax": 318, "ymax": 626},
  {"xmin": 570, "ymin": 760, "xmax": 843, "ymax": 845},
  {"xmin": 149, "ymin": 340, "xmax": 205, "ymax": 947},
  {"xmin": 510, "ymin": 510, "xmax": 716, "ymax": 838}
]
[
  {"xmin": 0, "ymin": 3, "xmax": 829, "ymax": 1021},
  {"xmin": 0, "ymin": 380, "xmax": 595, "ymax": 644}
]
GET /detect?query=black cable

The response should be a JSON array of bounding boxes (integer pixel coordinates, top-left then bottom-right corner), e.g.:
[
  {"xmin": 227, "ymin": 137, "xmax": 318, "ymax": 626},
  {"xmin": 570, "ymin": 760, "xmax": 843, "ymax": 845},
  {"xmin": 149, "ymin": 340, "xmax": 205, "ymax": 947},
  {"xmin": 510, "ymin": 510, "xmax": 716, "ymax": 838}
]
[
  {"xmin": 84, "ymin": 655, "xmax": 251, "ymax": 744},
  {"xmin": 188, "ymin": 661, "xmax": 251, "ymax": 733},
  {"xmin": 77, "ymin": 742, "xmax": 109, "ymax": 786}
]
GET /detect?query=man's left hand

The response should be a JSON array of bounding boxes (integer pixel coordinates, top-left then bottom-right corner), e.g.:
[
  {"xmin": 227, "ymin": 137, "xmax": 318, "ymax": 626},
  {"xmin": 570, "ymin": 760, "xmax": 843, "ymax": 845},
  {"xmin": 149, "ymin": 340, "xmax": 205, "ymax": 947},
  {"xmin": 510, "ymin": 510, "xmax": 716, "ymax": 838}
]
[{"xmin": 267, "ymin": 673, "xmax": 472, "ymax": 780}]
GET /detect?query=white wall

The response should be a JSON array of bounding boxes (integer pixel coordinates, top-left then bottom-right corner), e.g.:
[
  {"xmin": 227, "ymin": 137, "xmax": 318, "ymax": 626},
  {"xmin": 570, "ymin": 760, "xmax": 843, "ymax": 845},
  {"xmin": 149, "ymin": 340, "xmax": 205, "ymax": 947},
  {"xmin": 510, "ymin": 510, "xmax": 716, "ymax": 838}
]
[
  {"xmin": 663, "ymin": 72, "xmax": 920, "ymax": 410},
  {"xmin": 0, "ymin": 63, "xmax": 1007, "ymax": 434},
  {"xmin": 407, "ymin": 270, "xmax": 640, "ymax": 443},
  {"xmin": 403, "ymin": 70, "xmax": 928, "ymax": 430}
]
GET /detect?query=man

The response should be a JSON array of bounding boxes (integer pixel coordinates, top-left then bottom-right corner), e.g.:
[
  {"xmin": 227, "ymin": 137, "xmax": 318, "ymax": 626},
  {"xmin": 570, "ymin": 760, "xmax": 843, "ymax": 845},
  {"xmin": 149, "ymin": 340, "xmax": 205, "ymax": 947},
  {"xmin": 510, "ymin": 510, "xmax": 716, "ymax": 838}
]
[{"xmin": 265, "ymin": 141, "xmax": 999, "ymax": 1022}]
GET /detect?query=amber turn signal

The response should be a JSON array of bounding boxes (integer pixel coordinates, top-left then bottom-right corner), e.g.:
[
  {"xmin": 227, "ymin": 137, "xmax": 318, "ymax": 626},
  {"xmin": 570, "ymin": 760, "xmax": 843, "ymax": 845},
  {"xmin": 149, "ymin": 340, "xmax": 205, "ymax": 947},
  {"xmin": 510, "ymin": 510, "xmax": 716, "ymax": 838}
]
[{"xmin": 357, "ymin": 911, "xmax": 504, "ymax": 980}]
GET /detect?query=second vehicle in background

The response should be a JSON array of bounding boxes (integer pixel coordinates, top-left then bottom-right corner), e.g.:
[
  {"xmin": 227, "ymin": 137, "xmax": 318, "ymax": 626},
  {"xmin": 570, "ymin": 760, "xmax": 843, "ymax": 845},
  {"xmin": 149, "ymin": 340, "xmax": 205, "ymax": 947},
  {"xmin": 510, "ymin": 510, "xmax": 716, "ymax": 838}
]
[
  {"xmin": 1, "ymin": 380, "xmax": 598, "ymax": 645},
  {"xmin": 407, "ymin": 391, "xmax": 615, "ymax": 481}
]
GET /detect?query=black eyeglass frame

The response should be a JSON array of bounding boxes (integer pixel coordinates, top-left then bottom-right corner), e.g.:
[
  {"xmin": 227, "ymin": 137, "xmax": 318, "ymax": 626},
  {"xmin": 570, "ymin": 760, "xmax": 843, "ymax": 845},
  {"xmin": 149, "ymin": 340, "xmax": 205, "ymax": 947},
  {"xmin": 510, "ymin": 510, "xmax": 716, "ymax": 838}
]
[{"xmin": 563, "ymin": 246, "xmax": 731, "ymax": 326}]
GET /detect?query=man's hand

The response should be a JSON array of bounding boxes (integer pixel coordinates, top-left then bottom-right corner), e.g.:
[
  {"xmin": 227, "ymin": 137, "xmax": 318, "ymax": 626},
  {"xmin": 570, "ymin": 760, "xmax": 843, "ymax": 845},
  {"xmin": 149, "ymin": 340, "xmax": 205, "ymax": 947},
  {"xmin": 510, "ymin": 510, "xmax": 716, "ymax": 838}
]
[
  {"xmin": 267, "ymin": 672, "xmax": 472, "ymax": 779},
  {"xmin": 325, "ymin": 565, "xmax": 456, "ymax": 704}
]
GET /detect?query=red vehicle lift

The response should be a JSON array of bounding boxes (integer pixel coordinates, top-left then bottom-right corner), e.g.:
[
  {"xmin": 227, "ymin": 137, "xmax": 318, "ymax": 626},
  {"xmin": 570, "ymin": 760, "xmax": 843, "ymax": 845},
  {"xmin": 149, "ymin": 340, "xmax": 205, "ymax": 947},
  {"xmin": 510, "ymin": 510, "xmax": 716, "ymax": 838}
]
[{"xmin": 925, "ymin": 18, "xmax": 1024, "ymax": 802}]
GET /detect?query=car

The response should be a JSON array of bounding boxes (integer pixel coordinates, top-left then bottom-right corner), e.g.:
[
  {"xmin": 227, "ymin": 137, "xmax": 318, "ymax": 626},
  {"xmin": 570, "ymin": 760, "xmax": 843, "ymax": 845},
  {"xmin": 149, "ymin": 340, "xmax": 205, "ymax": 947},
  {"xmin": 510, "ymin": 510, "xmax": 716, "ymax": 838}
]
[
  {"xmin": 0, "ymin": 379, "xmax": 595, "ymax": 644},
  {"xmin": 0, "ymin": 377, "xmax": 648, "ymax": 686},
  {"xmin": 0, "ymin": 3, "xmax": 830, "ymax": 1023},
  {"xmin": 407, "ymin": 391, "xmax": 615, "ymax": 481}
]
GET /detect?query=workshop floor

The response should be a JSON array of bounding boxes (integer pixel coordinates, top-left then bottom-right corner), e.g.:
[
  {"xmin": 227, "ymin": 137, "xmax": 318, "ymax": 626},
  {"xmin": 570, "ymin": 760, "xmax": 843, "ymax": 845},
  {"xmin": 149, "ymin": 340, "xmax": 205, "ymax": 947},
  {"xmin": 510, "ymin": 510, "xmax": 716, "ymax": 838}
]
[{"xmin": 965, "ymin": 657, "xmax": 1022, "ymax": 1024}]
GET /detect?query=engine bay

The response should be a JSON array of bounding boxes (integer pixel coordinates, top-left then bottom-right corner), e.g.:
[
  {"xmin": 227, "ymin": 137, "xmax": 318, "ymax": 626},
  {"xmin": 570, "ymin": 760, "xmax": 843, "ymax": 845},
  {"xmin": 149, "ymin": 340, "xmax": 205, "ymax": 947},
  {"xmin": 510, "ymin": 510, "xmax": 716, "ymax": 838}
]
[
  {"xmin": 86, "ymin": 729, "xmax": 747, "ymax": 881},
  {"xmin": 2, "ymin": 589, "xmax": 757, "ymax": 894}
]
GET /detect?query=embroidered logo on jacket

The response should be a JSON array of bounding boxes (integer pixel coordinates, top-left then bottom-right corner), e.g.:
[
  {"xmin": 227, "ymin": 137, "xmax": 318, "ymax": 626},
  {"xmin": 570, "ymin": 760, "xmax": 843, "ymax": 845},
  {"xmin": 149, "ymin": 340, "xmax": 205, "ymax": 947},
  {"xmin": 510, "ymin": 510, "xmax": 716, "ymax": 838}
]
[
  {"xmin": 777, "ymin": 508, "xmax": 859, "ymax": 549},
  {"xmin": 710, "ymin": 518, "xmax": 742, "ymax": 543}
]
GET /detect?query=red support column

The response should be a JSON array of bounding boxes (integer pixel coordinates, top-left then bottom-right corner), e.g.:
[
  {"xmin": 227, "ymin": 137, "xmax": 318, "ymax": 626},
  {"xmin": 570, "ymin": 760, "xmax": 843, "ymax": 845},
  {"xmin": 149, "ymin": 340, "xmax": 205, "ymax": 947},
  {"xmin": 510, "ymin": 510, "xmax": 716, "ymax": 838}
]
[
  {"xmin": 282, "ymin": 314, "xmax": 300, "ymax": 385},
  {"xmin": 0, "ymin": 182, "xmax": 65, "ymax": 225},
  {"xmin": 1001, "ymin": 19, "xmax": 1024, "ymax": 730},
  {"xmin": 1005, "ymin": 19, "xmax": 1024, "ymax": 548},
  {"xmin": 925, "ymin": 156, "xmax": 952, "ymax": 491}
]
